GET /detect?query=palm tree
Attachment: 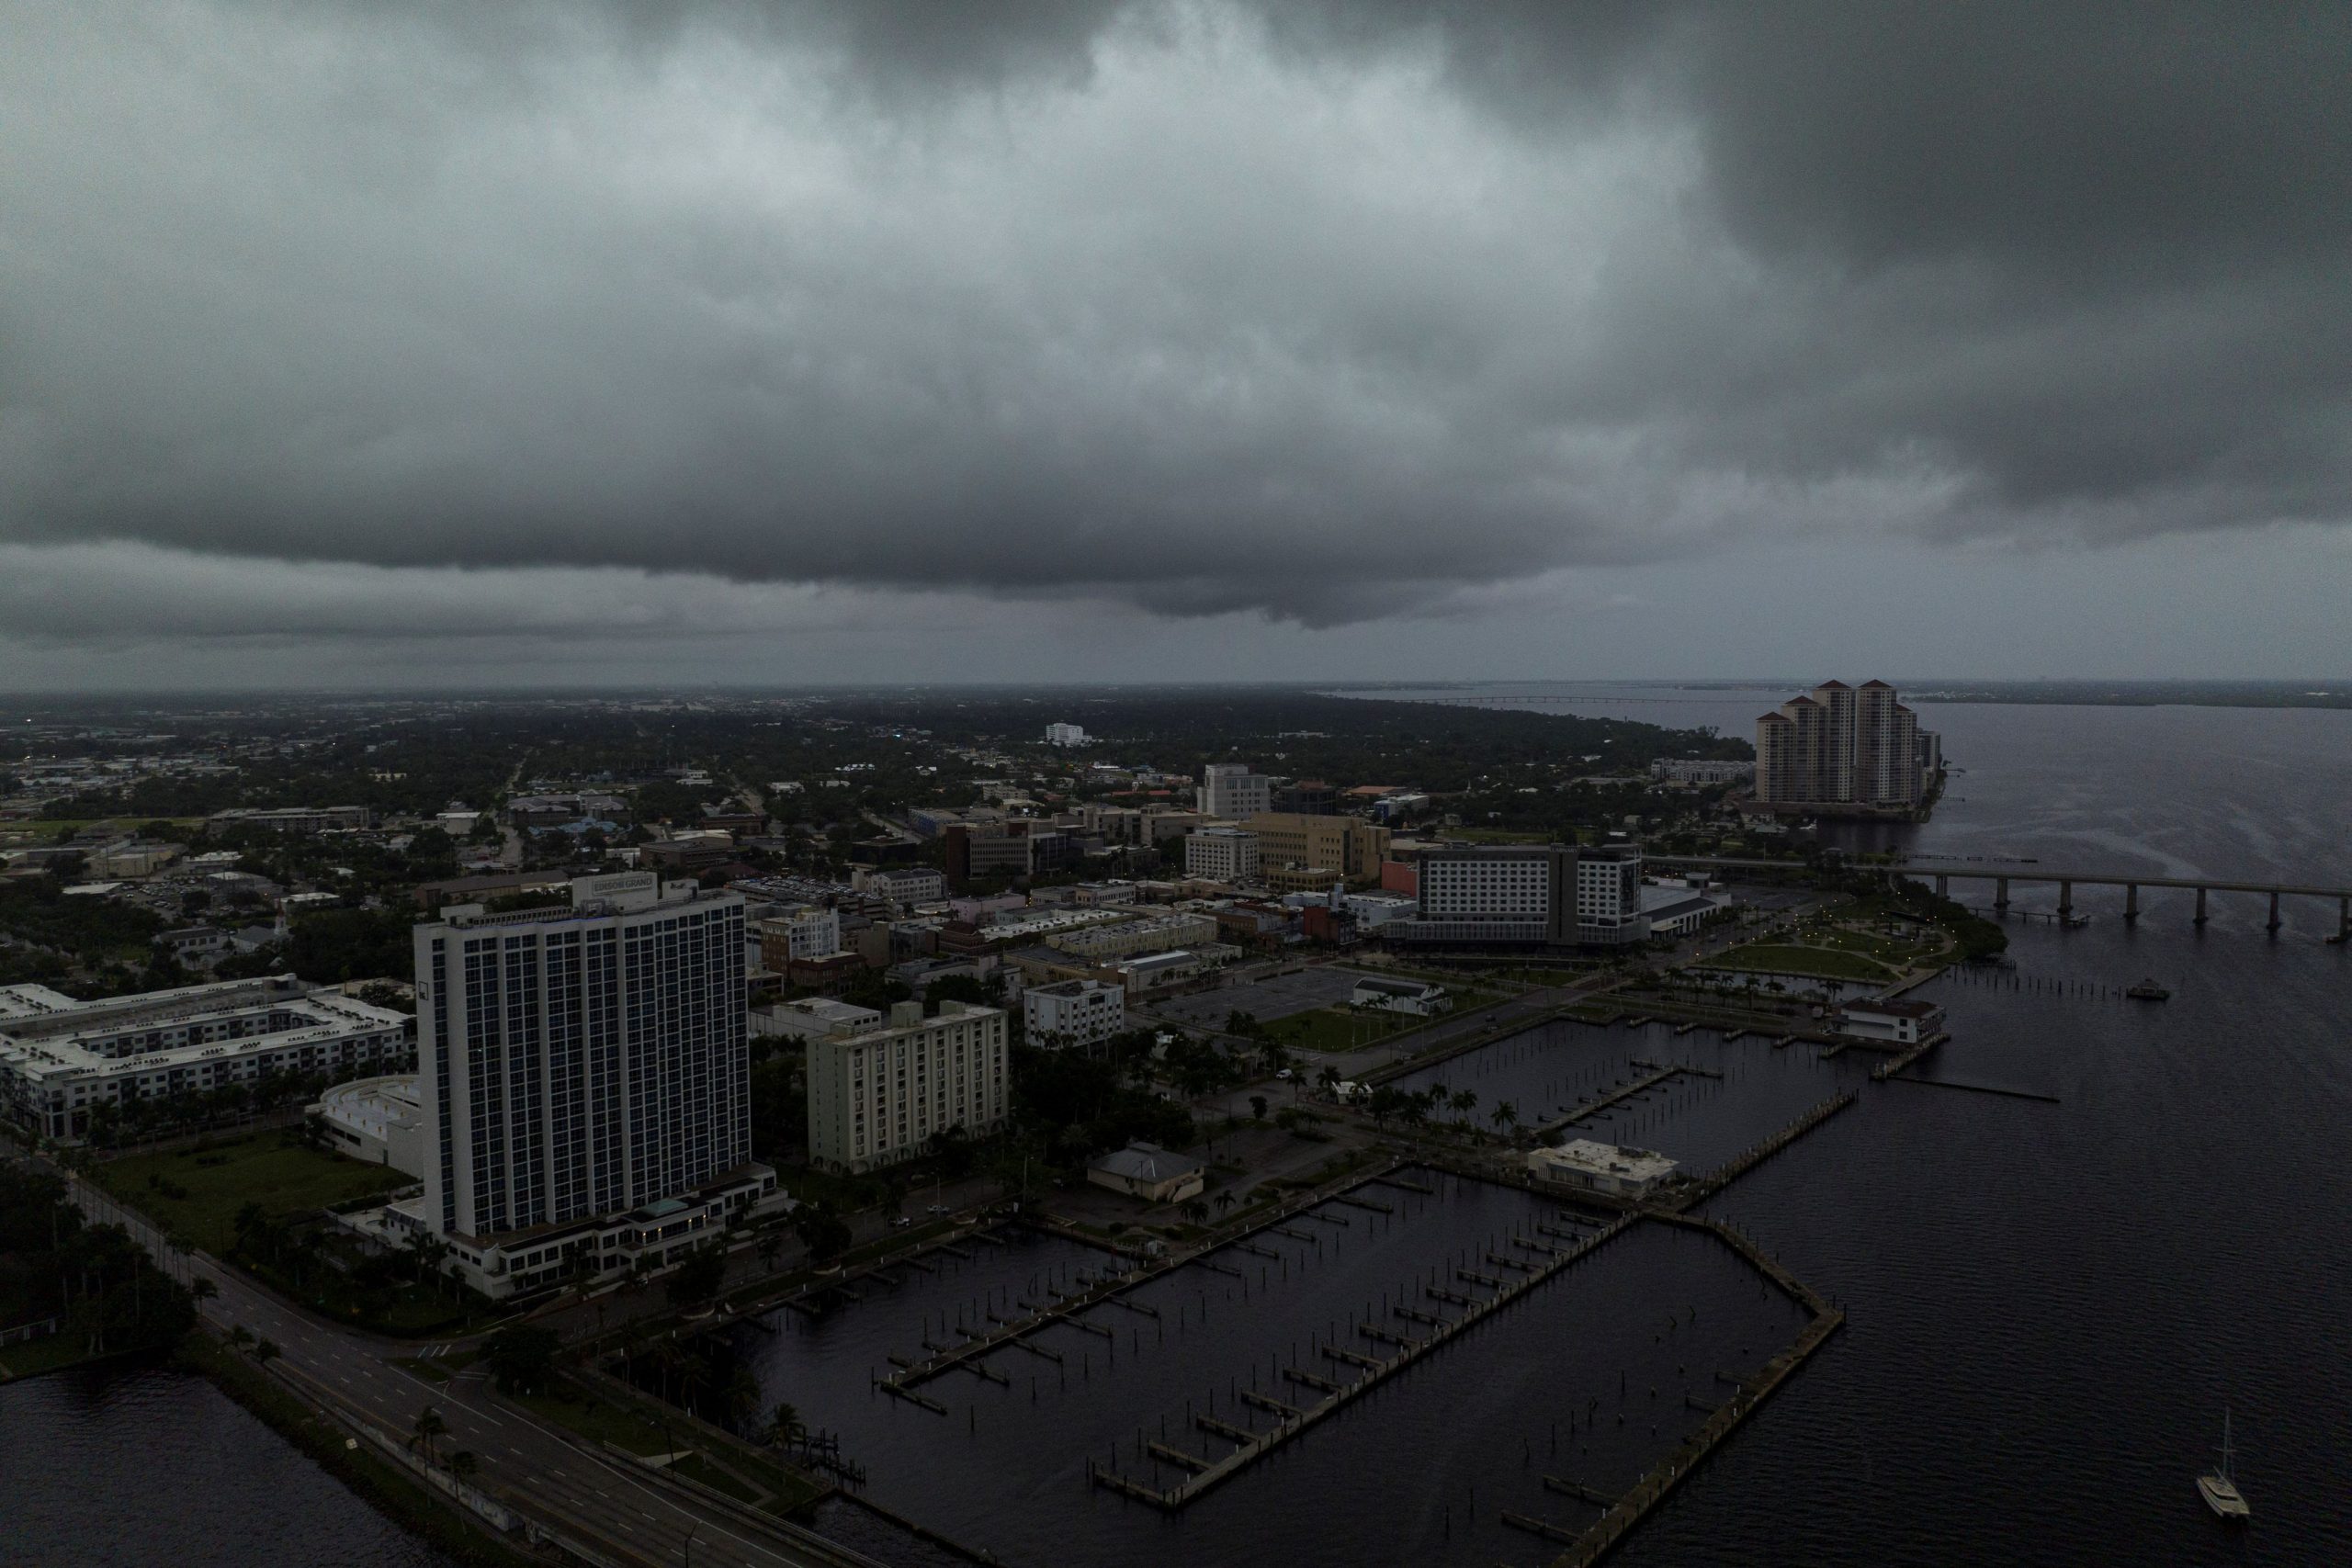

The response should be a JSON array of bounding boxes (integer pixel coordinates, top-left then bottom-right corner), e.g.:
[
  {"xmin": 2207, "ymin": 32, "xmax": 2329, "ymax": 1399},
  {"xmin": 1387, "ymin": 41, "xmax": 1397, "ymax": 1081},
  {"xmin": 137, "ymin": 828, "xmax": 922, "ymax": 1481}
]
[
  {"xmin": 190, "ymin": 1277, "xmax": 219, "ymax": 1306},
  {"xmin": 767, "ymin": 1402, "xmax": 806, "ymax": 1449},
  {"xmin": 450, "ymin": 1450, "xmax": 480, "ymax": 1483},
  {"xmin": 230, "ymin": 1323, "xmax": 255, "ymax": 1353},
  {"xmin": 1489, "ymin": 1100, "xmax": 1519, "ymax": 1135},
  {"xmin": 722, "ymin": 1367, "xmax": 764, "ymax": 1433},
  {"xmin": 1179, "ymin": 1198, "xmax": 1210, "ymax": 1226},
  {"xmin": 410, "ymin": 1404, "xmax": 449, "ymax": 1467},
  {"xmin": 1214, "ymin": 1190, "xmax": 1237, "ymax": 1218},
  {"xmin": 252, "ymin": 1337, "xmax": 281, "ymax": 1368}
]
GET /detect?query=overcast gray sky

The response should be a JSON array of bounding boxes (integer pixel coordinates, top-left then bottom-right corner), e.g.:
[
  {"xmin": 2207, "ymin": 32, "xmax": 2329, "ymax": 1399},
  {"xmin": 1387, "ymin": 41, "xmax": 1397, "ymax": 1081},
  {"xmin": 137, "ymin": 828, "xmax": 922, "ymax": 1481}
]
[{"xmin": 5, "ymin": 1, "xmax": 2347, "ymax": 689}]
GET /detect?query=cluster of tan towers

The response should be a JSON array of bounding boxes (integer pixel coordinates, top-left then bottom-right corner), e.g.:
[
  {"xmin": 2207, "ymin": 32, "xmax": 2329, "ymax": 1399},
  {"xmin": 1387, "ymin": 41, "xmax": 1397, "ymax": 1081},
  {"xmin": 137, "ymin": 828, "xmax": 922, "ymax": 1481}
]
[{"xmin": 1754, "ymin": 680, "xmax": 1939, "ymax": 811}]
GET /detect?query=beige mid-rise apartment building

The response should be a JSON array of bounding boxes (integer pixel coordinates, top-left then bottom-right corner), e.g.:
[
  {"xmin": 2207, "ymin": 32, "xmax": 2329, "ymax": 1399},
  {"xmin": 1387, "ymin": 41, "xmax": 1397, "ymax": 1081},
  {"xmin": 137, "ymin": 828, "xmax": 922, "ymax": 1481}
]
[
  {"xmin": 1243, "ymin": 812, "xmax": 1392, "ymax": 886},
  {"xmin": 1755, "ymin": 680, "xmax": 1927, "ymax": 809},
  {"xmin": 805, "ymin": 999, "xmax": 1009, "ymax": 1173}
]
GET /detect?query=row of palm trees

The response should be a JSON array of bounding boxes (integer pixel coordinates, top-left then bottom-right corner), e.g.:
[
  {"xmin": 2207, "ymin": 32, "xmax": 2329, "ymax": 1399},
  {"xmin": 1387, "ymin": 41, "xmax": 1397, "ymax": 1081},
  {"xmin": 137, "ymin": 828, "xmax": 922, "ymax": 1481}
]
[
  {"xmin": 405, "ymin": 1403, "xmax": 479, "ymax": 1484},
  {"xmin": 74, "ymin": 1065, "xmax": 354, "ymax": 1150}
]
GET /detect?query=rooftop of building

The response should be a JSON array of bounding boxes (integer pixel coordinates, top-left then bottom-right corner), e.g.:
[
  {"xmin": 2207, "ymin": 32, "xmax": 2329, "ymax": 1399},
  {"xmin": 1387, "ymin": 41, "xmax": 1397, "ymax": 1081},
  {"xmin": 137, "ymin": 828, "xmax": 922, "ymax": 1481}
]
[
  {"xmin": 1030, "ymin": 977, "xmax": 1122, "ymax": 998},
  {"xmin": 1352, "ymin": 976, "xmax": 1445, "ymax": 997},
  {"xmin": 1089, "ymin": 1142, "xmax": 1204, "ymax": 1182},
  {"xmin": 1534, "ymin": 1139, "xmax": 1679, "ymax": 1182},
  {"xmin": 1842, "ymin": 998, "xmax": 1943, "ymax": 1019},
  {"xmin": 0, "ymin": 977, "xmax": 410, "ymax": 1086}
]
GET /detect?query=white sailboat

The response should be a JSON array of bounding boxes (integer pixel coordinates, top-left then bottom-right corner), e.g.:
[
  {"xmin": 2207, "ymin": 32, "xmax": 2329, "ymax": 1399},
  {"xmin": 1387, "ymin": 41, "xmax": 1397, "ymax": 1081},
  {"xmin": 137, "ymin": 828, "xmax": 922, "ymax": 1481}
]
[{"xmin": 2197, "ymin": 1408, "xmax": 2251, "ymax": 1521}]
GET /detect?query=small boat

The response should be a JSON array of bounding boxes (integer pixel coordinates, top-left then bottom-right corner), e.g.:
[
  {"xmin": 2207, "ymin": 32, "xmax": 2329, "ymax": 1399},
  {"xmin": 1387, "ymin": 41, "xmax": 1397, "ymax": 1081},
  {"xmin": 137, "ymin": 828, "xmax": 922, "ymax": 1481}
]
[
  {"xmin": 2125, "ymin": 978, "xmax": 2171, "ymax": 1001},
  {"xmin": 2197, "ymin": 1409, "xmax": 2251, "ymax": 1521}
]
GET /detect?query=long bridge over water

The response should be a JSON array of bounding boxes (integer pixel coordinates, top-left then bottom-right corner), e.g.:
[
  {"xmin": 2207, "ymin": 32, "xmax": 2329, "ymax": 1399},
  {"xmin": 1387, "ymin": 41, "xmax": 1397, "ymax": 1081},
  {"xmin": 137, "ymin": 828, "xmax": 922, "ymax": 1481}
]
[{"xmin": 1645, "ymin": 854, "xmax": 2352, "ymax": 941}]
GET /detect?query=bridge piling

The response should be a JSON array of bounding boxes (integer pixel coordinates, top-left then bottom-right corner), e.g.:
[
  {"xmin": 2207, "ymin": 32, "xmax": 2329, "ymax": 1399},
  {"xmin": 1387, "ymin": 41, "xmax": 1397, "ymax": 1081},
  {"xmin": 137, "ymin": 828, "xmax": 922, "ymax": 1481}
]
[
  {"xmin": 1995, "ymin": 877, "xmax": 2009, "ymax": 913},
  {"xmin": 2057, "ymin": 880, "xmax": 2074, "ymax": 920},
  {"xmin": 2124, "ymin": 883, "xmax": 2139, "ymax": 922},
  {"xmin": 2195, "ymin": 886, "xmax": 2208, "ymax": 926},
  {"xmin": 2268, "ymin": 891, "xmax": 2282, "ymax": 933}
]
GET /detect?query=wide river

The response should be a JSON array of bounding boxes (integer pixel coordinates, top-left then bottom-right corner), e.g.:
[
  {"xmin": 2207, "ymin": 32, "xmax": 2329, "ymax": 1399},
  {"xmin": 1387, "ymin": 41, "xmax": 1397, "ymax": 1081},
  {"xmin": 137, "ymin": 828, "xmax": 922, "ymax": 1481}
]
[{"xmin": 6, "ymin": 684, "xmax": 2346, "ymax": 1564}]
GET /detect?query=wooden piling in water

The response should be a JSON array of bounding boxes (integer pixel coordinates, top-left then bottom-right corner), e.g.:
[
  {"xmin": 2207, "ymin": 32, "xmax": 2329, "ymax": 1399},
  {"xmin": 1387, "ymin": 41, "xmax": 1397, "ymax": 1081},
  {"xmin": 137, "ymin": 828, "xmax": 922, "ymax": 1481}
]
[
  {"xmin": 1196, "ymin": 1414, "xmax": 1257, "ymax": 1444},
  {"xmin": 1541, "ymin": 1476, "xmax": 1614, "ymax": 1507},
  {"xmin": 1503, "ymin": 1511, "xmax": 1582, "ymax": 1543}
]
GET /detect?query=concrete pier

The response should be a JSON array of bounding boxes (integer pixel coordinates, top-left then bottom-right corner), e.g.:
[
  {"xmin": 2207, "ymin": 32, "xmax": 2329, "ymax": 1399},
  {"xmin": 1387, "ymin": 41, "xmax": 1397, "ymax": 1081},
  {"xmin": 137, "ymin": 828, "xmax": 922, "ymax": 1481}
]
[
  {"xmin": 1505, "ymin": 1510, "xmax": 1581, "ymax": 1543},
  {"xmin": 2124, "ymin": 883, "xmax": 2139, "ymax": 921},
  {"xmin": 2268, "ymin": 890, "xmax": 2282, "ymax": 932},
  {"xmin": 1685, "ymin": 1092, "xmax": 1858, "ymax": 1202},
  {"xmin": 2196, "ymin": 886, "xmax": 2208, "ymax": 924},
  {"xmin": 2057, "ymin": 880, "xmax": 2074, "ymax": 920},
  {"xmin": 1093, "ymin": 1213, "xmax": 1639, "ymax": 1510},
  {"xmin": 1539, "ymin": 1213, "xmax": 1844, "ymax": 1568}
]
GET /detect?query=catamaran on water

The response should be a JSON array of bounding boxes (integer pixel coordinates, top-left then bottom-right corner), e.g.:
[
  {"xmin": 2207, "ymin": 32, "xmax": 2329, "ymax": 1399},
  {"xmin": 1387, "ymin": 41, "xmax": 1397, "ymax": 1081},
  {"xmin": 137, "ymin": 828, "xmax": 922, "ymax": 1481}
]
[{"xmin": 2197, "ymin": 1409, "xmax": 2250, "ymax": 1521}]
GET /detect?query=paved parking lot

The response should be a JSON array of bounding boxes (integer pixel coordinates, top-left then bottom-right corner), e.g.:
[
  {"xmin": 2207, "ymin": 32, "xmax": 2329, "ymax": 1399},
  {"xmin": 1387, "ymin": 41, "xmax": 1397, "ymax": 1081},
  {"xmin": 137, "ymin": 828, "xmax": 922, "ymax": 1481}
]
[{"xmin": 1148, "ymin": 964, "xmax": 1379, "ymax": 1029}]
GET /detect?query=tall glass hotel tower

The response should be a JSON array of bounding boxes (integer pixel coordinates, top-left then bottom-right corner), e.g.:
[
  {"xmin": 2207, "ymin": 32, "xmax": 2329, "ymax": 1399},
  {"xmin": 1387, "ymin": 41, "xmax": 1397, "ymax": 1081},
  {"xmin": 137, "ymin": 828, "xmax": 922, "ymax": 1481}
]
[{"xmin": 413, "ymin": 873, "xmax": 752, "ymax": 1250}]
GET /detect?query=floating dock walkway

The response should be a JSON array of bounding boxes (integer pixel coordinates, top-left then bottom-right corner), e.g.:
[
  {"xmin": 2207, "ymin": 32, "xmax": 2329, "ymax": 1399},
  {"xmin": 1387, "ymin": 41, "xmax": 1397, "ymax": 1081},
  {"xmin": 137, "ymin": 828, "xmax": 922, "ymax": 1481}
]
[{"xmin": 1089, "ymin": 1213, "xmax": 1639, "ymax": 1509}]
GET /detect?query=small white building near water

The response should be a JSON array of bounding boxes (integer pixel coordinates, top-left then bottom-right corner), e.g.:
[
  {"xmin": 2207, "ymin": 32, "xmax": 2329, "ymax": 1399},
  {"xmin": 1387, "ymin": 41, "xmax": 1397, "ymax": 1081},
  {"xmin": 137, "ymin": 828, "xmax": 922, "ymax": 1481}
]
[
  {"xmin": 1837, "ymin": 998, "xmax": 1944, "ymax": 1044},
  {"xmin": 1351, "ymin": 976, "xmax": 1453, "ymax": 1016},
  {"xmin": 1087, "ymin": 1143, "xmax": 1206, "ymax": 1204},
  {"xmin": 1528, "ymin": 1139, "xmax": 1679, "ymax": 1200}
]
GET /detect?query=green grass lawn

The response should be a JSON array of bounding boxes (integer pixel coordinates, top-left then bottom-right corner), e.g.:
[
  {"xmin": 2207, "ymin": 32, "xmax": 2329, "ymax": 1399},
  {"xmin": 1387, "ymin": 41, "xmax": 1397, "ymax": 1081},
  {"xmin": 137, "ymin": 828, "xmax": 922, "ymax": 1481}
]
[
  {"xmin": 1265, "ymin": 1008, "xmax": 1409, "ymax": 1054},
  {"xmin": 0, "ymin": 1327, "xmax": 103, "ymax": 1382},
  {"xmin": 97, "ymin": 1132, "xmax": 413, "ymax": 1250},
  {"xmin": 1703, "ymin": 943, "xmax": 1897, "ymax": 984}
]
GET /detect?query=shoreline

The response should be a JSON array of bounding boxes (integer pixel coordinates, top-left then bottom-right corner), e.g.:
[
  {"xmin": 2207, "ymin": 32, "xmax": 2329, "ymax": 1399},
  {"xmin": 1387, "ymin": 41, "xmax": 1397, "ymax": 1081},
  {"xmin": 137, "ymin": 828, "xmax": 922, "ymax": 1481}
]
[{"xmin": 171, "ymin": 1329, "xmax": 548, "ymax": 1568}]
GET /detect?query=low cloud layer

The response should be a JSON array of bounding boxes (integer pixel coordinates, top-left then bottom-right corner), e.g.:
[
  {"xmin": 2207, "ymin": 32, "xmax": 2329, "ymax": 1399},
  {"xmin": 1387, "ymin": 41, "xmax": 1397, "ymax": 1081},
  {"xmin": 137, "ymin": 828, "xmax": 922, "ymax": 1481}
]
[{"xmin": 3, "ymin": 1, "xmax": 2346, "ymax": 649}]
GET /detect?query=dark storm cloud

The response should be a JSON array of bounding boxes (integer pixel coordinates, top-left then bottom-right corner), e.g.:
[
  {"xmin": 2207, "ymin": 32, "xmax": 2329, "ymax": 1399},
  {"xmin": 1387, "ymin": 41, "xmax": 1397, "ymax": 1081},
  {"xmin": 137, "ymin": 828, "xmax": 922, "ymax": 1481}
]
[{"xmin": 1, "ymin": 0, "xmax": 2346, "ymax": 640}]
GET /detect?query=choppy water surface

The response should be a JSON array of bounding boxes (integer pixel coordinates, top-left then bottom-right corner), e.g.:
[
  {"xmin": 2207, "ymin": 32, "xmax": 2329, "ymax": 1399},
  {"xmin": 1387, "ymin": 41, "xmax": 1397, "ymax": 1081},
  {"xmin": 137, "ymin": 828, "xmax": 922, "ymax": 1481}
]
[
  {"xmin": 747, "ymin": 1191, "xmax": 1808, "ymax": 1568},
  {"xmin": 0, "ymin": 1363, "xmax": 458, "ymax": 1568}
]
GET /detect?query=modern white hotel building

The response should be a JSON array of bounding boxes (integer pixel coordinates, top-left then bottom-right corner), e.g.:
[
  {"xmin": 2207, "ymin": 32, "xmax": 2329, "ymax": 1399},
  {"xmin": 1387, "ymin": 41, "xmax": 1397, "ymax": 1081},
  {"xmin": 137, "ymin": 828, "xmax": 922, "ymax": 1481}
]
[
  {"xmin": 1394, "ymin": 842, "xmax": 1647, "ymax": 950},
  {"xmin": 380, "ymin": 872, "xmax": 784, "ymax": 1300}
]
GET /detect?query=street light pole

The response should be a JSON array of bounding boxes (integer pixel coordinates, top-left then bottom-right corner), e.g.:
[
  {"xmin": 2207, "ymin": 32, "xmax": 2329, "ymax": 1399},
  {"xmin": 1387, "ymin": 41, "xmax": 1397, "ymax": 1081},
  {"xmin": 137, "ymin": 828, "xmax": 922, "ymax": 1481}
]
[{"xmin": 682, "ymin": 1522, "xmax": 698, "ymax": 1568}]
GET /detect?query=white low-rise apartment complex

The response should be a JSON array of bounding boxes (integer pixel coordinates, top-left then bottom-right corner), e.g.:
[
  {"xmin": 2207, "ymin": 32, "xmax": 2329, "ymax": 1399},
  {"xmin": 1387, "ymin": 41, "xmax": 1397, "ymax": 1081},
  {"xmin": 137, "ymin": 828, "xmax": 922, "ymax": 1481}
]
[
  {"xmin": 807, "ymin": 999, "xmax": 1010, "ymax": 1173},
  {"xmin": 1183, "ymin": 827, "xmax": 1261, "ymax": 883},
  {"xmin": 1023, "ymin": 977, "xmax": 1125, "ymax": 1050},
  {"xmin": 0, "ymin": 977, "xmax": 412, "ymax": 1144}
]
